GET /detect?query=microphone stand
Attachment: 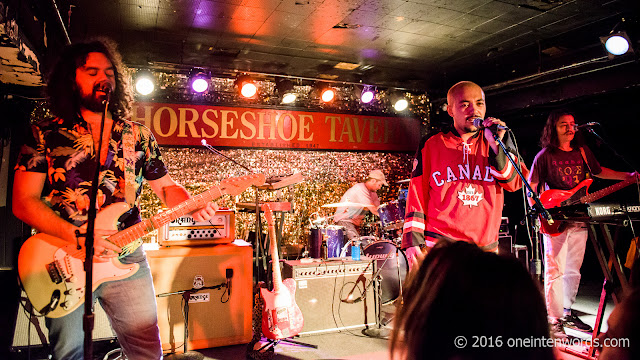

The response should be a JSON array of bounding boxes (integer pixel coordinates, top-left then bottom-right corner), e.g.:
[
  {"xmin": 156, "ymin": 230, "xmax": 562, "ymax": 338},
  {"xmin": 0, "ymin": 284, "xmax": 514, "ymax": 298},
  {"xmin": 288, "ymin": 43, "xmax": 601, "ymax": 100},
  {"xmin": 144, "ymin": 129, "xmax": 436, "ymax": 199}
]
[
  {"xmin": 583, "ymin": 127, "xmax": 639, "ymax": 173},
  {"xmin": 157, "ymin": 281, "xmax": 229, "ymax": 356},
  {"xmin": 82, "ymin": 91, "xmax": 110, "ymax": 360},
  {"xmin": 200, "ymin": 142, "xmax": 266, "ymax": 284},
  {"xmin": 491, "ymin": 130, "xmax": 550, "ymax": 278},
  {"xmin": 342, "ymin": 250, "xmax": 395, "ymax": 339}
]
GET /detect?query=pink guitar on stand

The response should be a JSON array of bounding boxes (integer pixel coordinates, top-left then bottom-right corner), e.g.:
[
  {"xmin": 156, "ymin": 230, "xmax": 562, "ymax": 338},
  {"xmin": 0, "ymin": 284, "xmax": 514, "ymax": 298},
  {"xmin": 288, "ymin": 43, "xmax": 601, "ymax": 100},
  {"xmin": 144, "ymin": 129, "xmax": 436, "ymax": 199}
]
[{"xmin": 260, "ymin": 203, "xmax": 304, "ymax": 340}]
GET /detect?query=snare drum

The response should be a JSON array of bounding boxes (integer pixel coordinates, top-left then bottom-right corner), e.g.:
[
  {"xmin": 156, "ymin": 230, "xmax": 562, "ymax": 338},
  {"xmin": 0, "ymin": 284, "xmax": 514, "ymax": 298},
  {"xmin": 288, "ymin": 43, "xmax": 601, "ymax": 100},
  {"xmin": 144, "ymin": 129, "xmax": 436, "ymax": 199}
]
[
  {"xmin": 363, "ymin": 241, "xmax": 408, "ymax": 304},
  {"xmin": 378, "ymin": 200, "xmax": 406, "ymax": 230},
  {"xmin": 308, "ymin": 225, "xmax": 346, "ymax": 258}
]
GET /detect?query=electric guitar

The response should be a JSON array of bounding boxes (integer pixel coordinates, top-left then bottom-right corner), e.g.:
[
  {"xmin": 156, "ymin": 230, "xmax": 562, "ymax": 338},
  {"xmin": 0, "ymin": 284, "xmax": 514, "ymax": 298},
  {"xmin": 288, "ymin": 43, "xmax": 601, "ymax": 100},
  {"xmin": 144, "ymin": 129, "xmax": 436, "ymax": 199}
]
[
  {"xmin": 18, "ymin": 173, "xmax": 266, "ymax": 318},
  {"xmin": 260, "ymin": 203, "xmax": 304, "ymax": 340},
  {"xmin": 540, "ymin": 176, "xmax": 637, "ymax": 235}
]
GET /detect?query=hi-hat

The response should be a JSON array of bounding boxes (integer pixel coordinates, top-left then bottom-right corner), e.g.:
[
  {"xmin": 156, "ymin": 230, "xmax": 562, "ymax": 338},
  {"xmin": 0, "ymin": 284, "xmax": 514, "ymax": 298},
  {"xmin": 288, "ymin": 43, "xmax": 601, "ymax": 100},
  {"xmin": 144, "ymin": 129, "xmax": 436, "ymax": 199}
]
[
  {"xmin": 396, "ymin": 179, "xmax": 411, "ymax": 183},
  {"xmin": 321, "ymin": 201, "xmax": 374, "ymax": 208}
]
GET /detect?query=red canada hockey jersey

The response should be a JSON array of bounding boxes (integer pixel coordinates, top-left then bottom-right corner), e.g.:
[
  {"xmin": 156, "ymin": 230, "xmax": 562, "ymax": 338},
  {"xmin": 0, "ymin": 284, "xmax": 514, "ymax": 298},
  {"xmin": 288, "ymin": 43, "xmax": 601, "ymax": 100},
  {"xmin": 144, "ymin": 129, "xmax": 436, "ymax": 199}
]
[{"xmin": 401, "ymin": 127, "xmax": 527, "ymax": 250}]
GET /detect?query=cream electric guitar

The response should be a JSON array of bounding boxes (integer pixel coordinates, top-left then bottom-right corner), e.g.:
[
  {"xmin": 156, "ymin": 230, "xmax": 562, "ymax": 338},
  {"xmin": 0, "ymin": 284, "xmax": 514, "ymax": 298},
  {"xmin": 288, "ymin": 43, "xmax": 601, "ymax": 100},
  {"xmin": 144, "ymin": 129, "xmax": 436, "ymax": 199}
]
[{"xmin": 18, "ymin": 173, "xmax": 265, "ymax": 318}]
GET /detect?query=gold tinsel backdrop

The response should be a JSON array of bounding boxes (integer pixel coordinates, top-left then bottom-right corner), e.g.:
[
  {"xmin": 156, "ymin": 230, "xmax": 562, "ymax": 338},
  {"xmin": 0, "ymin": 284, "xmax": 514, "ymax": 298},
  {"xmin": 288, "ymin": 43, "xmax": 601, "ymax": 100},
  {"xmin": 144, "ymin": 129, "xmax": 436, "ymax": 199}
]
[{"xmin": 139, "ymin": 148, "xmax": 414, "ymax": 254}]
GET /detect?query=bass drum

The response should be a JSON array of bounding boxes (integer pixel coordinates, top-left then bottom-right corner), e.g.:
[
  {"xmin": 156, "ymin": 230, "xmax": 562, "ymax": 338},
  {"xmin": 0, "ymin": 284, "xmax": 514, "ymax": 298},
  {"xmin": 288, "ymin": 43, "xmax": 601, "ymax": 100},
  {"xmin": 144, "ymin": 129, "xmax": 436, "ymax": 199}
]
[{"xmin": 363, "ymin": 241, "xmax": 408, "ymax": 305}]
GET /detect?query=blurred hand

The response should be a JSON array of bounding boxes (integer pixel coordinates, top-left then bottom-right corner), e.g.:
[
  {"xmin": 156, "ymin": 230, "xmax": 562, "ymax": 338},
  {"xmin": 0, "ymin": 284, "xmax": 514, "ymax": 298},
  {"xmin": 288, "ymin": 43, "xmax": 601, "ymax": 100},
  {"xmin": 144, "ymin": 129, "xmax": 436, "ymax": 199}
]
[
  {"xmin": 192, "ymin": 201, "xmax": 219, "ymax": 222},
  {"xmin": 405, "ymin": 245, "xmax": 426, "ymax": 272}
]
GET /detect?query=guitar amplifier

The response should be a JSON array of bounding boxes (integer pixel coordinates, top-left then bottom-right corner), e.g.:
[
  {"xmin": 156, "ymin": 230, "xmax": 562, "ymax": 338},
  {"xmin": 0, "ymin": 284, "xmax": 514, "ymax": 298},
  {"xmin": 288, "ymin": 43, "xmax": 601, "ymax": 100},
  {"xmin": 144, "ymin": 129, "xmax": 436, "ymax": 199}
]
[
  {"xmin": 157, "ymin": 210, "xmax": 235, "ymax": 246},
  {"xmin": 147, "ymin": 243, "xmax": 253, "ymax": 352},
  {"xmin": 282, "ymin": 258, "xmax": 376, "ymax": 336}
]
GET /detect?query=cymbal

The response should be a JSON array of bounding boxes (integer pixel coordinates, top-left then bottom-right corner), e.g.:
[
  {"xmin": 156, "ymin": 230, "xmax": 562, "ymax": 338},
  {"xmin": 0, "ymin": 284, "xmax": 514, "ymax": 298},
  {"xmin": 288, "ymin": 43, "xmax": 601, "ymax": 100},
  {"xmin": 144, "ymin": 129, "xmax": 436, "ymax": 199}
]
[
  {"xmin": 321, "ymin": 201, "xmax": 374, "ymax": 208},
  {"xmin": 396, "ymin": 179, "xmax": 411, "ymax": 183}
]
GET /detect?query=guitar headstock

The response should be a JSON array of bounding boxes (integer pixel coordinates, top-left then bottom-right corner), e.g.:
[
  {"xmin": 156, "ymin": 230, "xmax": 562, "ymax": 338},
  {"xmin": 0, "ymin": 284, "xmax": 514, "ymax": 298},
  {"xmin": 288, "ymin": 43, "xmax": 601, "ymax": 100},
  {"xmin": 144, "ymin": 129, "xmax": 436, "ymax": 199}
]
[
  {"xmin": 262, "ymin": 203, "xmax": 275, "ymax": 227},
  {"xmin": 221, "ymin": 173, "xmax": 267, "ymax": 196}
]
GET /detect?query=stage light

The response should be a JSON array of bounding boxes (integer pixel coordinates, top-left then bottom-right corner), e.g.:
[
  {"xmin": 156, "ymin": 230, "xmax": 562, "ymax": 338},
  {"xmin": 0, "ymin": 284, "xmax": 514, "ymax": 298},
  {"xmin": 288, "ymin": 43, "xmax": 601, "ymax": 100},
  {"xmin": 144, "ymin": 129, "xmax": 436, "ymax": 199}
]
[
  {"xmin": 135, "ymin": 72, "xmax": 155, "ymax": 96},
  {"xmin": 276, "ymin": 78, "xmax": 297, "ymax": 104},
  {"xmin": 191, "ymin": 76, "xmax": 209, "ymax": 93},
  {"xmin": 236, "ymin": 76, "xmax": 257, "ymax": 98},
  {"xmin": 601, "ymin": 32, "xmax": 632, "ymax": 56},
  {"xmin": 393, "ymin": 98, "xmax": 409, "ymax": 112},
  {"xmin": 361, "ymin": 86, "xmax": 375, "ymax": 104},
  {"xmin": 321, "ymin": 88, "xmax": 335, "ymax": 103},
  {"xmin": 282, "ymin": 93, "xmax": 297, "ymax": 104}
]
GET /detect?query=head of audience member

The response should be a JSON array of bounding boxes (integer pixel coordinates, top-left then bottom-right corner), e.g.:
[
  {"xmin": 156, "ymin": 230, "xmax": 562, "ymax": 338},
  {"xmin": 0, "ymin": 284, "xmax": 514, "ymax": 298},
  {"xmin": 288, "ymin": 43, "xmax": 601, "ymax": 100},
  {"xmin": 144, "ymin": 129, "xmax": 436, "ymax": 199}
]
[
  {"xmin": 598, "ymin": 259, "xmax": 640, "ymax": 360},
  {"xmin": 540, "ymin": 109, "xmax": 585, "ymax": 149},
  {"xmin": 46, "ymin": 38, "xmax": 133, "ymax": 123},
  {"xmin": 390, "ymin": 240, "xmax": 554, "ymax": 360},
  {"xmin": 365, "ymin": 169, "xmax": 388, "ymax": 192},
  {"xmin": 446, "ymin": 81, "xmax": 486, "ymax": 135}
]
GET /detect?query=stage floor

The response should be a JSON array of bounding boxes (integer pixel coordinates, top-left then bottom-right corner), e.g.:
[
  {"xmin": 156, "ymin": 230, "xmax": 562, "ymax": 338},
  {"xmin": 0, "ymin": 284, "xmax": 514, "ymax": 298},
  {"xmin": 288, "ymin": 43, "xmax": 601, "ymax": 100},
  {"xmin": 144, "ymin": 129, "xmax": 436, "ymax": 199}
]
[{"xmin": 3, "ymin": 277, "xmax": 615, "ymax": 360}]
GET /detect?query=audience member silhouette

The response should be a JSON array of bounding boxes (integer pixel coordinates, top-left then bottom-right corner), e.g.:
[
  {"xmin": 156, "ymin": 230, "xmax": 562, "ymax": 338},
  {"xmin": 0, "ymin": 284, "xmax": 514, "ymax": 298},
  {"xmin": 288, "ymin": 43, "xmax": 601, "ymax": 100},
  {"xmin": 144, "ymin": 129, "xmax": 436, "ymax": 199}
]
[{"xmin": 390, "ymin": 240, "xmax": 554, "ymax": 360}]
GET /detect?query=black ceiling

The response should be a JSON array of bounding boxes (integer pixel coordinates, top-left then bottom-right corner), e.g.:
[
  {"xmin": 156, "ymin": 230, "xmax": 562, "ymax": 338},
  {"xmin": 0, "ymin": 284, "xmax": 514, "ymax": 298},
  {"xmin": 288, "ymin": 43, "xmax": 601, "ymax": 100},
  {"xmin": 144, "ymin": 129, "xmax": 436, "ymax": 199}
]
[{"xmin": 2, "ymin": 0, "xmax": 639, "ymax": 99}]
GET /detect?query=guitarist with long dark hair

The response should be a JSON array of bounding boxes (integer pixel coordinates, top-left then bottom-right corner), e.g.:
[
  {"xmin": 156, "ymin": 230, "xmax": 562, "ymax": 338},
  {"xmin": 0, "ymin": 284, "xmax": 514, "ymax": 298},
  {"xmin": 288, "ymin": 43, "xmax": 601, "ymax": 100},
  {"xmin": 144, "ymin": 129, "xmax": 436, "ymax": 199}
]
[
  {"xmin": 12, "ymin": 39, "xmax": 218, "ymax": 360},
  {"xmin": 528, "ymin": 109, "xmax": 636, "ymax": 340}
]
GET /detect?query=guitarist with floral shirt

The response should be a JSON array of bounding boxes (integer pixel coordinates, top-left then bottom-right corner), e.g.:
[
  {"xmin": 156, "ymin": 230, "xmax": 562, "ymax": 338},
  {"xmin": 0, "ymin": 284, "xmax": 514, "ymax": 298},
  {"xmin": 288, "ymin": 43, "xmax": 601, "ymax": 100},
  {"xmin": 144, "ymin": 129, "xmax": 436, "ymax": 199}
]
[
  {"xmin": 528, "ymin": 109, "xmax": 636, "ymax": 339},
  {"xmin": 12, "ymin": 39, "xmax": 217, "ymax": 360}
]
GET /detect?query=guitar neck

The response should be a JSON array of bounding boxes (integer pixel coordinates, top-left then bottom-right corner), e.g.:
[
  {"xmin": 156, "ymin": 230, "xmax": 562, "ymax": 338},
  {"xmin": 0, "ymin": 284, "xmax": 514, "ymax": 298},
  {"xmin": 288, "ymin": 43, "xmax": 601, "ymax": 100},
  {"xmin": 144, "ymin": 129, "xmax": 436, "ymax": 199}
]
[
  {"xmin": 580, "ymin": 177, "xmax": 635, "ymax": 204},
  {"xmin": 264, "ymin": 205, "xmax": 283, "ymax": 292},
  {"xmin": 108, "ymin": 185, "xmax": 224, "ymax": 248}
]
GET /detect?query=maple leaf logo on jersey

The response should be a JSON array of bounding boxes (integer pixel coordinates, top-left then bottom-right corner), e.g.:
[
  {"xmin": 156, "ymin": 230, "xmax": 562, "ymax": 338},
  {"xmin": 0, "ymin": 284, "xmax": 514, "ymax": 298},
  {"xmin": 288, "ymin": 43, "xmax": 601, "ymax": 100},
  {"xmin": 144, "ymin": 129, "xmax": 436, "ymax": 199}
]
[{"xmin": 458, "ymin": 185, "xmax": 484, "ymax": 207}]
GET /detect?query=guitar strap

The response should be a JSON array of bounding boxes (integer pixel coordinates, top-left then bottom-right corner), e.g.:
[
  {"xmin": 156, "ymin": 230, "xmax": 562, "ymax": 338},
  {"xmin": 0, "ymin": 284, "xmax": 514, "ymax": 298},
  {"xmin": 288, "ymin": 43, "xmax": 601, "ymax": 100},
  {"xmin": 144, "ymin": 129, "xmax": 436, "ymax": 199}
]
[
  {"xmin": 120, "ymin": 121, "xmax": 143, "ymax": 257},
  {"xmin": 579, "ymin": 147, "xmax": 594, "ymax": 177}
]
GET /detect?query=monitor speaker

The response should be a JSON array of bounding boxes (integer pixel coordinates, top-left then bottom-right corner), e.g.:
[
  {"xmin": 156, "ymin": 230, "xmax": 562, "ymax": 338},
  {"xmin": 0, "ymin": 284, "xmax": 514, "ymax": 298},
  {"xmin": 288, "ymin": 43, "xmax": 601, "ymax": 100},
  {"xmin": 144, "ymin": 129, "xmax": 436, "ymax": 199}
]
[{"xmin": 11, "ymin": 291, "xmax": 115, "ymax": 350}]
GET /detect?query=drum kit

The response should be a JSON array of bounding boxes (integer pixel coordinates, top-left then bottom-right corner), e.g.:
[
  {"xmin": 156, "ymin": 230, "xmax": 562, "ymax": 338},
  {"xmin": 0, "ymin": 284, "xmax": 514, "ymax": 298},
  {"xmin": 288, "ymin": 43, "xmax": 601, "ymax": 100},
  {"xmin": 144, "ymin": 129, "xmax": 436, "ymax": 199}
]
[{"xmin": 307, "ymin": 179, "xmax": 411, "ymax": 305}]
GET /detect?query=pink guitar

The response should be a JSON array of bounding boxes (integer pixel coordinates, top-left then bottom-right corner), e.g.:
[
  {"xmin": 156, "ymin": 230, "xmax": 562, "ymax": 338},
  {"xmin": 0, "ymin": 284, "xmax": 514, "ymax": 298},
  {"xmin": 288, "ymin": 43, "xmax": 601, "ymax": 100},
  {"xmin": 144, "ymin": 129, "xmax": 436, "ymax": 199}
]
[
  {"xmin": 18, "ymin": 173, "xmax": 265, "ymax": 318},
  {"xmin": 540, "ymin": 176, "xmax": 637, "ymax": 235},
  {"xmin": 260, "ymin": 203, "xmax": 304, "ymax": 340}
]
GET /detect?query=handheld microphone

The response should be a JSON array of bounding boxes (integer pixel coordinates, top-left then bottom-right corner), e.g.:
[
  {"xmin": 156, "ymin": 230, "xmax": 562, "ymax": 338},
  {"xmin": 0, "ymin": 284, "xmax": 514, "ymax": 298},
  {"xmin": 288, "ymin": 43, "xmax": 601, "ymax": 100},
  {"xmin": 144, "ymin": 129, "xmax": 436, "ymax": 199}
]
[
  {"xmin": 225, "ymin": 268, "xmax": 233, "ymax": 296},
  {"xmin": 575, "ymin": 122, "xmax": 600, "ymax": 129},
  {"xmin": 472, "ymin": 118, "xmax": 509, "ymax": 131}
]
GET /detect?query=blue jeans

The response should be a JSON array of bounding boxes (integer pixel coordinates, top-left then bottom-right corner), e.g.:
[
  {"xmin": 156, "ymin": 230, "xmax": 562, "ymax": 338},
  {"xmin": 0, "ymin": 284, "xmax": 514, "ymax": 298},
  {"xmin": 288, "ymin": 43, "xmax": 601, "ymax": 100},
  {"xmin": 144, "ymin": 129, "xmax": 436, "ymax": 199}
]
[{"xmin": 46, "ymin": 248, "xmax": 162, "ymax": 360}]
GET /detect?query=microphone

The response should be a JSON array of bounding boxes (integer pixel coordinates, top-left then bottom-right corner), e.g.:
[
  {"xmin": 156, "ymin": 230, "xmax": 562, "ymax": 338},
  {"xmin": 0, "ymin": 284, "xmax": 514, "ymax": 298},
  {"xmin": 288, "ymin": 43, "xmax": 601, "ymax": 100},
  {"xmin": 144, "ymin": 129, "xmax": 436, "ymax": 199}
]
[
  {"xmin": 96, "ymin": 82, "xmax": 113, "ymax": 94},
  {"xmin": 225, "ymin": 268, "xmax": 233, "ymax": 296},
  {"xmin": 575, "ymin": 122, "xmax": 600, "ymax": 129},
  {"xmin": 472, "ymin": 118, "xmax": 509, "ymax": 131}
]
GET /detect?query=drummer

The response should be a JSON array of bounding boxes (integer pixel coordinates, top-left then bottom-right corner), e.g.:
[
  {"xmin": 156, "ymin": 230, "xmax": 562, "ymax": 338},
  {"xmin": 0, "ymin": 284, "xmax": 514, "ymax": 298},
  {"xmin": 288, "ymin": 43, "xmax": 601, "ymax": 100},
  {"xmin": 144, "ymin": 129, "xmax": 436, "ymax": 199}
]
[{"xmin": 333, "ymin": 169, "xmax": 388, "ymax": 242}]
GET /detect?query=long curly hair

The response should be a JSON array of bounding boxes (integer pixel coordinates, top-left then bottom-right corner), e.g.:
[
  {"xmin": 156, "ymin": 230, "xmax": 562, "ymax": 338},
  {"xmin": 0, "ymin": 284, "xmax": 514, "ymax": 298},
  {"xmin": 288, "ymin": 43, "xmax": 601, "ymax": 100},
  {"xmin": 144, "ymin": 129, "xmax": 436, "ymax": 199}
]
[
  {"xmin": 46, "ymin": 38, "xmax": 133, "ymax": 122},
  {"xmin": 540, "ymin": 109, "xmax": 584, "ymax": 149}
]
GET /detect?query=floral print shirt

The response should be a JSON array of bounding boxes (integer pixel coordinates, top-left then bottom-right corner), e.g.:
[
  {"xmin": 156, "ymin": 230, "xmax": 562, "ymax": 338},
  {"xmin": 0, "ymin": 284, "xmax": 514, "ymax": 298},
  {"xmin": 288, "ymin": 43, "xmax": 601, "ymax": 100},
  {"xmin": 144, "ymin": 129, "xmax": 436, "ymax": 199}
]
[{"xmin": 15, "ymin": 116, "xmax": 168, "ymax": 227}]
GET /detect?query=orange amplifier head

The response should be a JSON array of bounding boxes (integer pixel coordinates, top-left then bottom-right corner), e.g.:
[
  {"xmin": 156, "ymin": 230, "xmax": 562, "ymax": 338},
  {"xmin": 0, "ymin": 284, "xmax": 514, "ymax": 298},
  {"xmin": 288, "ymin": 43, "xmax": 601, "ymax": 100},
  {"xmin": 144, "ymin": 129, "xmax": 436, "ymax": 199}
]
[{"xmin": 157, "ymin": 210, "xmax": 235, "ymax": 246}]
